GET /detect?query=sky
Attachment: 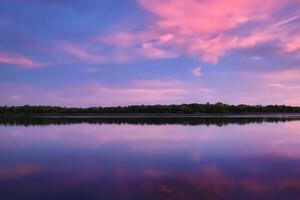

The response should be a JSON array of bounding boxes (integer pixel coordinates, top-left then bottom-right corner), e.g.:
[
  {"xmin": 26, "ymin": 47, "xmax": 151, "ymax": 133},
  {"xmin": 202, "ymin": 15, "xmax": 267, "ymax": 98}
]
[{"xmin": 0, "ymin": 0, "xmax": 300, "ymax": 107}]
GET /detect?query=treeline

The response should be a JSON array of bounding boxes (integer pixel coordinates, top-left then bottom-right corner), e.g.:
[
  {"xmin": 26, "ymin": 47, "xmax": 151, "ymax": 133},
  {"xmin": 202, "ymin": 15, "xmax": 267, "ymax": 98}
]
[{"xmin": 1, "ymin": 102, "xmax": 300, "ymax": 114}]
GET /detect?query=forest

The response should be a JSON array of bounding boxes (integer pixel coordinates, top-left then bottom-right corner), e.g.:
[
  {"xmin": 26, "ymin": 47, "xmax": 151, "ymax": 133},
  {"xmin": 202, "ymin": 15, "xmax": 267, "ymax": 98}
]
[{"xmin": 1, "ymin": 102, "xmax": 300, "ymax": 115}]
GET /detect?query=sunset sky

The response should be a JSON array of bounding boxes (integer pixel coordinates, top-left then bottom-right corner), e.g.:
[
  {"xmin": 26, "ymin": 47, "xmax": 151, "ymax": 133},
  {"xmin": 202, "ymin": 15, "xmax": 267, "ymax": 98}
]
[{"xmin": 1, "ymin": 0, "xmax": 300, "ymax": 106}]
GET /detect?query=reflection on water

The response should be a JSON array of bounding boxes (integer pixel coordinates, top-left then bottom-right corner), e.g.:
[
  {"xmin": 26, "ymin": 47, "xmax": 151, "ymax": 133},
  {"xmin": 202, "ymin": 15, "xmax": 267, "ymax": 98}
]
[
  {"xmin": 1, "ymin": 115, "xmax": 300, "ymax": 126},
  {"xmin": 1, "ymin": 118, "xmax": 300, "ymax": 199}
]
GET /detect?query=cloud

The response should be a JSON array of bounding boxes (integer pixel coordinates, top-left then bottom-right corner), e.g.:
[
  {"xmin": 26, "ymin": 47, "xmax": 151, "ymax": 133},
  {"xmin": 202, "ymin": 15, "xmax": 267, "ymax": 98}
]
[
  {"xmin": 3, "ymin": 67, "xmax": 300, "ymax": 106},
  {"xmin": 97, "ymin": 0, "xmax": 299, "ymax": 63},
  {"xmin": 216, "ymin": 68, "xmax": 300, "ymax": 105},
  {"xmin": 0, "ymin": 53, "xmax": 45, "ymax": 68},
  {"xmin": 259, "ymin": 68, "xmax": 300, "ymax": 83},
  {"xmin": 138, "ymin": 42, "xmax": 177, "ymax": 59},
  {"xmin": 191, "ymin": 67, "xmax": 201, "ymax": 77},
  {"xmin": 97, "ymin": 31, "xmax": 177, "ymax": 60},
  {"xmin": 37, "ymin": 0, "xmax": 299, "ymax": 66},
  {"xmin": 9, "ymin": 95, "xmax": 24, "ymax": 100},
  {"xmin": 59, "ymin": 43, "xmax": 108, "ymax": 63},
  {"xmin": 99, "ymin": 31, "xmax": 154, "ymax": 48},
  {"xmin": 2, "ymin": 0, "xmax": 299, "ymax": 68},
  {"xmin": 138, "ymin": 0, "xmax": 278, "ymax": 34},
  {"xmin": 0, "ymin": 80, "xmax": 215, "ymax": 107},
  {"xmin": 284, "ymin": 35, "xmax": 300, "ymax": 53},
  {"xmin": 139, "ymin": 0, "xmax": 299, "ymax": 62}
]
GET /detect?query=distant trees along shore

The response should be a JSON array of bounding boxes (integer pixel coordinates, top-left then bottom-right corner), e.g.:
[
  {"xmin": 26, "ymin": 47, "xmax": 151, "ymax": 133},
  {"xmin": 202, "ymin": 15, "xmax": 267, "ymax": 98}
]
[{"xmin": 1, "ymin": 103, "xmax": 300, "ymax": 114}]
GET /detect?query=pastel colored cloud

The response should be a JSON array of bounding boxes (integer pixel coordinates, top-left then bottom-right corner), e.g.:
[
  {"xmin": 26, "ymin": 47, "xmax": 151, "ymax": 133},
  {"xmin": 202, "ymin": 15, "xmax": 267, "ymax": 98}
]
[
  {"xmin": 285, "ymin": 35, "xmax": 300, "ymax": 53},
  {"xmin": 37, "ymin": 0, "xmax": 300, "ymax": 66},
  {"xmin": 137, "ymin": 0, "xmax": 300, "ymax": 62},
  {"xmin": 138, "ymin": 42, "xmax": 177, "ymax": 59},
  {"xmin": 3, "ymin": 66, "xmax": 300, "ymax": 106},
  {"xmin": 0, "ymin": 53, "xmax": 44, "ymax": 68},
  {"xmin": 95, "ymin": 31, "xmax": 177, "ymax": 61},
  {"xmin": 1, "ymin": 0, "xmax": 300, "ymax": 106},
  {"xmin": 97, "ymin": 0, "xmax": 300, "ymax": 63},
  {"xmin": 215, "ymin": 68, "xmax": 300, "ymax": 105},
  {"xmin": 0, "ymin": 80, "xmax": 215, "ymax": 107},
  {"xmin": 138, "ymin": 0, "xmax": 280, "ymax": 34},
  {"xmin": 59, "ymin": 43, "xmax": 108, "ymax": 63},
  {"xmin": 191, "ymin": 67, "xmax": 201, "ymax": 77}
]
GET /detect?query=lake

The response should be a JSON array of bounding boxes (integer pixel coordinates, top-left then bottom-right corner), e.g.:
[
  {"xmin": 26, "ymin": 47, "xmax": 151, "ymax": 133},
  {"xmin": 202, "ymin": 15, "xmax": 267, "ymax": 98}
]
[{"xmin": 1, "ymin": 117, "xmax": 300, "ymax": 199}]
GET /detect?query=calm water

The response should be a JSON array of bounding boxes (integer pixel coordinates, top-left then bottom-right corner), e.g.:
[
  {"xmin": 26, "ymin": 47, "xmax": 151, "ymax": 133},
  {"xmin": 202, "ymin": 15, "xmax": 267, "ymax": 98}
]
[{"xmin": 1, "ymin": 118, "xmax": 300, "ymax": 199}]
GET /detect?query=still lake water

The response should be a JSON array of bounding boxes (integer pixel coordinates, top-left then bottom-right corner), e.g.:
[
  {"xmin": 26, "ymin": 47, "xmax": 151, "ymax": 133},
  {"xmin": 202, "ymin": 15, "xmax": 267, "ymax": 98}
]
[{"xmin": 1, "ymin": 117, "xmax": 300, "ymax": 199}]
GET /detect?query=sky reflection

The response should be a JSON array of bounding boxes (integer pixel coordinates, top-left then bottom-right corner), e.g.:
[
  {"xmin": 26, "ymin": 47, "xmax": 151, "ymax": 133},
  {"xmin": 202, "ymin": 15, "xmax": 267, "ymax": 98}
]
[{"xmin": 1, "ymin": 122, "xmax": 300, "ymax": 199}]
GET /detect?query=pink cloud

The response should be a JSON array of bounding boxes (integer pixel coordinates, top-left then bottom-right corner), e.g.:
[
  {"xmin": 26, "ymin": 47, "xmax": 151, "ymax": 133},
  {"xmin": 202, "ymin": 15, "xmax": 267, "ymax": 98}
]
[
  {"xmin": 285, "ymin": 35, "xmax": 300, "ymax": 53},
  {"xmin": 98, "ymin": 31, "xmax": 177, "ymax": 60},
  {"xmin": 191, "ymin": 67, "xmax": 201, "ymax": 77},
  {"xmin": 59, "ymin": 43, "xmax": 108, "ymax": 63},
  {"xmin": 142, "ymin": 0, "xmax": 295, "ymax": 62},
  {"xmin": 60, "ymin": 39, "xmax": 176, "ymax": 63},
  {"xmin": 4, "ymin": 66, "xmax": 300, "ymax": 106},
  {"xmin": 0, "ymin": 53, "xmax": 45, "ymax": 68},
  {"xmin": 137, "ymin": 42, "xmax": 177, "ymax": 59},
  {"xmin": 215, "ymin": 68, "xmax": 300, "ymax": 105},
  {"xmin": 97, "ymin": 0, "xmax": 299, "ymax": 63},
  {"xmin": 259, "ymin": 68, "xmax": 300, "ymax": 83},
  {"xmin": 138, "ymin": 0, "xmax": 282, "ymax": 35},
  {"xmin": 131, "ymin": 79, "xmax": 184, "ymax": 89}
]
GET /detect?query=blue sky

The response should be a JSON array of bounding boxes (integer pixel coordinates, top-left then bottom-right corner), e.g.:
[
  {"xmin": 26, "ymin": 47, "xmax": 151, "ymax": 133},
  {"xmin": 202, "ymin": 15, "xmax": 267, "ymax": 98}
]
[{"xmin": 1, "ymin": 0, "xmax": 300, "ymax": 106}]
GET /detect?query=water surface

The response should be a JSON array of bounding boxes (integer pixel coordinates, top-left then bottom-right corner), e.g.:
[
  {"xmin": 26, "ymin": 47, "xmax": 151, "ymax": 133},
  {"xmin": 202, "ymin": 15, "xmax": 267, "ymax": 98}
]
[{"xmin": 1, "ymin": 118, "xmax": 300, "ymax": 199}]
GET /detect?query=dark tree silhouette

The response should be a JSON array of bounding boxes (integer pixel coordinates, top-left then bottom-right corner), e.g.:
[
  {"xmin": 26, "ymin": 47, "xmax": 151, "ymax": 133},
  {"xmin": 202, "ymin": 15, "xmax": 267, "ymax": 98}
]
[{"xmin": 1, "ymin": 102, "xmax": 300, "ymax": 115}]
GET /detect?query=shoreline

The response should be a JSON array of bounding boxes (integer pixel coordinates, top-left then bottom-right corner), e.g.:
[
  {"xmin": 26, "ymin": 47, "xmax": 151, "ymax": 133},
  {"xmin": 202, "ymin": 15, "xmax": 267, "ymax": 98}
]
[{"xmin": 2, "ymin": 113, "xmax": 300, "ymax": 118}]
